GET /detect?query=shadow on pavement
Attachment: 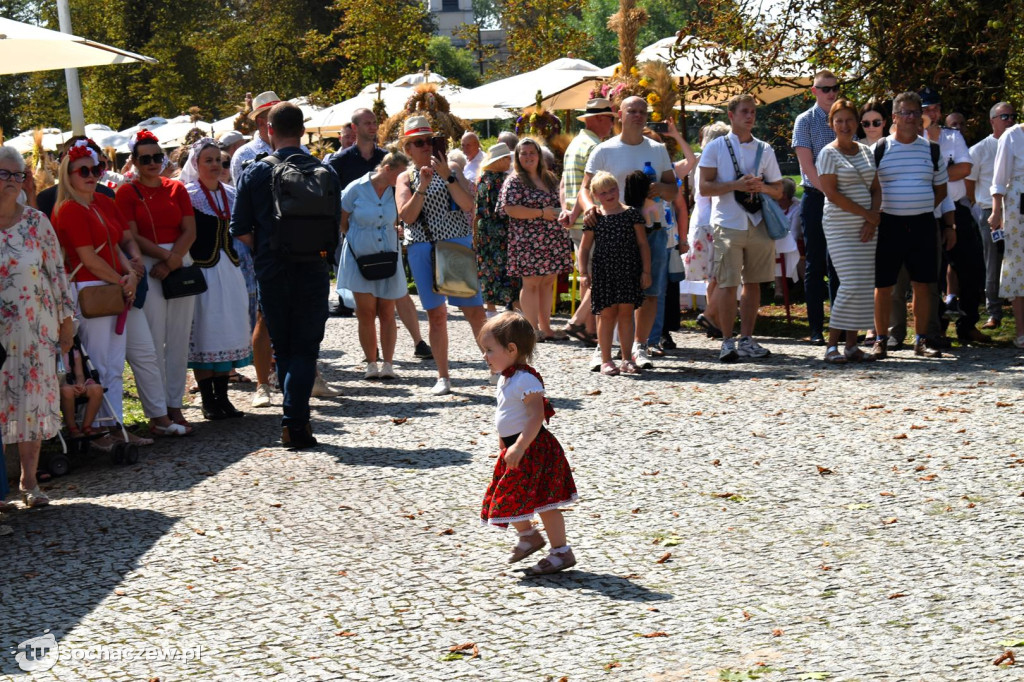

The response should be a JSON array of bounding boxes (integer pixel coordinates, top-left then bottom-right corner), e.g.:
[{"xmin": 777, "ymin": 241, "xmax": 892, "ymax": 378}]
[
  {"xmin": 322, "ymin": 444, "xmax": 473, "ymax": 469},
  {"xmin": 515, "ymin": 569, "xmax": 673, "ymax": 602},
  {"xmin": 0, "ymin": 502, "xmax": 178, "ymax": 676}
]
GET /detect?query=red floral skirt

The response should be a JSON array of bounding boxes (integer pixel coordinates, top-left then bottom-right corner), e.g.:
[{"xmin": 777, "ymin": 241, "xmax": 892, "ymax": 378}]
[{"xmin": 481, "ymin": 428, "xmax": 578, "ymax": 528}]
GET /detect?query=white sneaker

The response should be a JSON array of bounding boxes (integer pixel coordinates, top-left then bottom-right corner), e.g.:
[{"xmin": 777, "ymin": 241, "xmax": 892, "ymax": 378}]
[
  {"xmin": 252, "ymin": 383, "xmax": 272, "ymax": 408},
  {"xmin": 719, "ymin": 338, "xmax": 739, "ymax": 363},
  {"xmin": 589, "ymin": 346, "xmax": 603, "ymax": 372},
  {"xmin": 489, "ymin": 372, "xmax": 500, "ymax": 385},
  {"xmin": 736, "ymin": 336, "xmax": 771, "ymax": 359},
  {"xmin": 379, "ymin": 362, "xmax": 398, "ymax": 379},
  {"xmin": 312, "ymin": 373, "xmax": 341, "ymax": 397},
  {"xmin": 364, "ymin": 362, "xmax": 380, "ymax": 380},
  {"xmin": 430, "ymin": 377, "xmax": 452, "ymax": 396},
  {"xmin": 632, "ymin": 343, "xmax": 653, "ymax": 369}
]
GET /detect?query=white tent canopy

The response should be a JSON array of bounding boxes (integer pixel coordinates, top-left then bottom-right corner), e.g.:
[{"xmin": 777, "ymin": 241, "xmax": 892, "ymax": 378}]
[
  {"xmin": 211, "ymin": 96, "xmax": 323, "ymax": 136},
  {"xmin": 0, "ymin": 16, "xmax": 156, "ymax": 75},
  {"xmin": 451, "ymin": 57, "xmax": 603, "ymax": 111},
  {"xmin": 2, "ymin": 128, "xmax": 67, "ymax": 153}
]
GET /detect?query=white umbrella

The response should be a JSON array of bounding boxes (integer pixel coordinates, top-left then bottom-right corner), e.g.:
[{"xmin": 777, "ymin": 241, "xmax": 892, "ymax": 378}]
[
  {"xmin": 0, "ymin": 16, "xmax": 156, "ymax": 75},
  {"xmin": 451, "ymin": 57, "xmax": 603, "ymax": 111},
  {"xmin": 390, "ymin": 72, "xmax": 447, "ymax": 88},
  {"xmin": 211, "ymin": 96, "xmax": 322, "ymax": 135},
  {"xmin": 2, "ymin": 128, "xmax": 68, "ymax": 153}
]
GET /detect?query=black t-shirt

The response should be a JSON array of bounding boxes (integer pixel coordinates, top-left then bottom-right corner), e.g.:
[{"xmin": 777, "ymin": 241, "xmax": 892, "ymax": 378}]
[
  {"xmin": 37, "ymin": 183, "xmax": 116, "ymax": 219},
  {"xmin": 328, "ymin": 145, "xmax": 385, "ymax": 192}
]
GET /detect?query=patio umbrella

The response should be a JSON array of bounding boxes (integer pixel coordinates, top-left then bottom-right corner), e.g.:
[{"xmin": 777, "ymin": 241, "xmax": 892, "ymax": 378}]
[
  {"xmin": 450, "ymin": 57, "xmax": 603, "ymax": 111},
  {"xmin": 0, "ymin": 17, "xmax": 156, "ymax": 75},
  {"xmin": 2, "ymin": 128, "xmax": 68, "ymax": 153}
]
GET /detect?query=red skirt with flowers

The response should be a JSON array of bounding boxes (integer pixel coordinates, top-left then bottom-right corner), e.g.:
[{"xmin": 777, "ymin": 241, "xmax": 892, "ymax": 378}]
[{"xmin": 481, "ymin": 427, "xmax": 578, "ymax": 528}]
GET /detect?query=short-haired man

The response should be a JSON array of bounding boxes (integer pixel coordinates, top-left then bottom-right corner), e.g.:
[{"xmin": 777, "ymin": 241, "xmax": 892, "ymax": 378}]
[
  {"xmin": 698, "ymin": 94, "xmax": 784, "ymax": 362},
  {"xmin": 792, "ymin": 69, "xmax": 840, "ymax": 344},
  {"xmin": 921, "ymin": 86, "xmax": 987, "ymax": 344},
  {"xmin": 579, "ymin": 96, "xmax": 677, "ymax": 370},
  {"xmin": 497, "ymin": 131, "xmax": 519, "ymax": 153},
  {"xmin": 559, "ymin": 97, "xmax": 616, "ymax": 346},
  {"xmin": 340, "ymin": 122, "xmax": 357, "ymax": 150},
  {"xmin": 460, "ymin": 131, "xmax": 484, "ymax": 182},
  {"xmin": 230, "ymin": 102, "xmax": 340, "ymax": 449},
  {"xmin": 328, "ymin": 108, "xmax": 431, "ymax": 357},
  {"xmin": 872, "ymin": 91, "xmax": 951, "ymax": 359},
  {"xmin": 945, "ymin": 112, "xmax": 966, "ymax": 132},
  {"xmin": 967, "ymin": 101, "xmax": 1015, "ymax": 329}
]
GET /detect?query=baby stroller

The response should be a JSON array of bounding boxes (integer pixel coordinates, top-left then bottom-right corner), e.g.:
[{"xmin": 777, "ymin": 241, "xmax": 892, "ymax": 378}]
[{"xmin": 41, "ymin": 336, "xmax": 140, "ymax": 478}]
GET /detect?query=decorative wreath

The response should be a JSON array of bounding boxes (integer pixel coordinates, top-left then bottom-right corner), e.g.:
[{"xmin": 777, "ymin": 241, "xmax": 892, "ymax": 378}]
[{"xmin": 378, "ymin": 84, "xmax": 469, "ymax": 147}]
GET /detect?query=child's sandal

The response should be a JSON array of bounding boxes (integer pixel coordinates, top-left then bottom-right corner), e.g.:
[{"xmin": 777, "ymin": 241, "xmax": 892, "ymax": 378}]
[
  {"xmin": 524, "ymin": 547, "xmax": 577, "ymax": 575},
  {"xmin": 67, "ymin": 426, "xmax": 84, "ymax": 439},
  {"xmin": 508, "ymin": 529, "xmax": 546, "ymax": 564}
]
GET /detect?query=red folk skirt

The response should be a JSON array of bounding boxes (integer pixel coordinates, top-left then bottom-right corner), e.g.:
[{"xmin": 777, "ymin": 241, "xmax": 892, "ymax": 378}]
[{"xmin": 481, "ymin": 427, "xmax": 578, "ymax": 528}]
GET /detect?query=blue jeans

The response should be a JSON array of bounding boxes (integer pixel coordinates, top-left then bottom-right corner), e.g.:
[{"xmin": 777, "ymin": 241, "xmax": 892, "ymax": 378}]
[{"xmin": 257, "ymin": 263, "xmax": 330, "ymax": 430}]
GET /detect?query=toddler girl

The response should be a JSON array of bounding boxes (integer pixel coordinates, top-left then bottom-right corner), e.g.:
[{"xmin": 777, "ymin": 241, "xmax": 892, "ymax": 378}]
[
  {"xmin": 578, "ymin": 171, "xmax": 651, "ymax": 376},
  {"xmin": 59, "ymin": 341, "xmax": 105, "ymax": 438},
  {"xmin": 479, "ymin": 311, "xmax": 578, "ymax": 575}
]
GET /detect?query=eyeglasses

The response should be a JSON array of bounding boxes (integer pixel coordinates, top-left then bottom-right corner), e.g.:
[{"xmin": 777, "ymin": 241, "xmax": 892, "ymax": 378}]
[
  {"xmin": 895, "ymin": 110, "xmax": 921, "ymax": 118},
  {"xmin": 408, "ymin": 138, "xmax": 431, "ymax": 149},
  {"xmin": 74, "ymin": 164, "xmax": 106, "ymax": 179},
  {"xmin": 0, "ymin": 170, "xmax": 28, "ymax": 183},
  {"xmin": 861, "ymin": 119, "xmax": 884, "ymax": 128},
  {"xmin": 137, "ymin": 153, "xmax": 165, "ymax": 166},
  {"xmin": 815, "ymin": 85, "xmax": 840, "ymax": 93},
  {"xmin": 996, "ymin": 113, "xmax": 1016, "ymax": 122}
]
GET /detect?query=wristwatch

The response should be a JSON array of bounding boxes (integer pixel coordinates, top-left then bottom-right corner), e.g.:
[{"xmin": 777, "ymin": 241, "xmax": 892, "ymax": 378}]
[{"xmin": 446, "ymin": 173, "xmax": 456, "ymax": 184}]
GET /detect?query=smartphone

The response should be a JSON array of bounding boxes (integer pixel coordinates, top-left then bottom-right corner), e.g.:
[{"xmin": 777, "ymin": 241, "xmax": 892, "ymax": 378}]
[
  {"xmin": 649, "ymin": 121, "xmax": 669, "ymax": 133},
  {"xmin": 431, "ymin": 136, "xmax": 448, "ymax": 159}
]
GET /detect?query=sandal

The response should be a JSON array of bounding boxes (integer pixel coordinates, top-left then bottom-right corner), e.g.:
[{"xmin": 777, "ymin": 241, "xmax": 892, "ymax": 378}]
[
  {"xmin": 545, "ymin": 330, "xmax": 569, "ymax": 342},
  {"xmin": 151, "ymin": 422, "xmax": 192, "ymax": 437},
  {"xmin": 696, "ymin": 313, "xmax": 723, "ymax": 339},
  {"xmin": 524, "ymin": 548, "xmax": 577, "ymax": 576},
  {"xmin": 20, "ymin": 486, "xmax": 50, "ymax": 508},
  {"xmin": 600, "ymin": 362, "xmax": 620, "ymax": 376},
  {"xmin": 619, "ymin": 360, "xmax": 640, "ymax": 374},
  {"xmin": 508, "ymin": 529, "xmax": 546, "ymax": 563},
  {"xmin": 844, "ymin": 346, "xmax": 875, "ymax": 362},
  {"xmin": 228, "ymin": 371, "xmax": 252, "ymax": 384},
  {"xmin": 824, "ymin": 346, "xmax": 847, "ymax": 364},
  {"xmin": 564, "ymin": 323, "xmax": 590, "ymax": 343},
  {"xmin": 125, "ymin": 431, "xmax": 155, "ymax": 446}
]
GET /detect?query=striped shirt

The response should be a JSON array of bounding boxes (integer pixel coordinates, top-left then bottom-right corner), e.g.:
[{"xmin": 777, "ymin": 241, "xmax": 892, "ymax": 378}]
[
  {"xmin": 875, "ymin": 137, "xmax": 948, "ymax": 216},
  {"xmin": 792, "ymin": 104, "xmax": 836, "ymax": 188}
]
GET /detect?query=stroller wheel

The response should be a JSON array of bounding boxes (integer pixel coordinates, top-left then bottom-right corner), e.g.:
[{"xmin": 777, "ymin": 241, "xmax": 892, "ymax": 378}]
[
  {"xmin": 123, "ymin": 444, "xmax": 140, "ymax": 465},
  {"xmin": 48, "ymin": 454, "xmax": 70, "ymax": 477},
  {"xmin": 111, "ymin": 441, "xmax": 125, "ymax": 464}
]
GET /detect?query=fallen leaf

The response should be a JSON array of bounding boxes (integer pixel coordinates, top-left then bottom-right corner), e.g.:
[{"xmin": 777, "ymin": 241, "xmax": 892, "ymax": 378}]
[
  {"xmin": 910, "ymin": 424, "xmax": 927, "ymax": 430},
  {"xmin": 642, "ymin": 470, "xmax": 660, "ymax": 476},
  {"xmin": 772, "ymin": 628, "xmax": 783, "ymax": 637},
  {"xmin": 893, "ymin": 434, "xmax": 908, "ymax": 440},
  {"xmin": 392, "ymin": 417, "xmax": 408, "ymax": 424},
  {"xmin": 336, "ymin": 631, "xmax": 357, "ymax": 637},
  {"xmin": 269, "ymin": 502, "xmax": 283, "ymax": 508},
  {"xmin": 586, "ymin": 389, "xmax": 601, "ymax": 395},
  {"xmin": 888, "ymin": 592, "xmax": 907, "ymax": 599},
  {"xmin": 639, "ymin": 631, "xmax": 668, "ymax": 638},
  {"xmin": 631, "ymin": 508, "xmax": 641, "ymax": 514},
  {"xmin": 115, "ymin": 589, "xmax": 126, "ymax": 596},
  {"xmin": 604, "ymin": 661, "xmax": 621, "ymax": 670},
  {"xmin": 999, "ymin": 639, "xmax": 1024, "ymax": 647},
  {"xmin": 712, "ymin": 459, "xmax": 721, "ymax": 466},
  {"xmin": 471, "ymin": 644, "xmax": 480, "ymax": 659},
  {"xmin": 449, "ymin": 642, "xmax": 475, "ymax": 652},
  {"xmin": 437, "ymin": 528, "xmax": 454, "ymax": 535},
  {"xmin": 880, "ymin": 491, "xmax": 894, "ymax": 497},
  {"xmin": 882, "ymin": 517, "xmax": 898, "ymax": 525},
  {"xmin": 743, "ymin": 610, "xmax": 752, "ymax": 620},
  {"xmin": 194, "ymin": 528, "xmax": 206, "ymax": 536},
  {"xmin": 864, "ymin": 404, "xmax": 885, "ymax": 409},
  {"xmin": 993, "ymin": 650, "xmax": 1015, "ymax": 666},
  {"xmin": 996, "ymin": 402, "xmax": 1014, "ymax": 408},
  {"xmin": 817, "ymin": 466, "xmax": 833, "ymax": 475},
  {"xmin": 919, "ymin": 474, "xmax": 938, "ymax": 481},
  {"xmin": 655, "ymin": 552, "xmax": 672, "ymax": 564}
]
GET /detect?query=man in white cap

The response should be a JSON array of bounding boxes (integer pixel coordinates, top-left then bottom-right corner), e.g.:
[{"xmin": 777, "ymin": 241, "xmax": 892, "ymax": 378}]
[
  {"xmin": 559, "ymin": 97, "xmax": 616, "ymax": 347},
  {"xmin": 217, "ymin": 130, "xmax": 246, "ymax": 158}
]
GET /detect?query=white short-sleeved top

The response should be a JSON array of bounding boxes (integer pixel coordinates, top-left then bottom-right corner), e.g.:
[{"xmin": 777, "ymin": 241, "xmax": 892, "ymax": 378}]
[
  {"xmin": 495, "ymin": 370, "xmax": 544, "ymax": 438},
  {"xmin": 698, "ymin": 132, "xmax": 783, "ymax": 231}
]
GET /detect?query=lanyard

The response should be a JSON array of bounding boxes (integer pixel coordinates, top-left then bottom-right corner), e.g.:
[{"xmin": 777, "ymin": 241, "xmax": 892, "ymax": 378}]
[{"xmin": 200, "ymin": 183, "xmax": 230, "ymax": 221}]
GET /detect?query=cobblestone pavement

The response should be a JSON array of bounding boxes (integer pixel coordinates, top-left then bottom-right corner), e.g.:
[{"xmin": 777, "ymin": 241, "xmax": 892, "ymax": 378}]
[{"xmin": 2, "ymin": 309, "xmax": 1024, "ymax": 681}]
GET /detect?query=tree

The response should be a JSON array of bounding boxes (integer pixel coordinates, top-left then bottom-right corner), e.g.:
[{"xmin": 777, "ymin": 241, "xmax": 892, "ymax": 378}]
[
  {"xmin": 500, "ymin": 0, "xmax": 590, "ymax": 74},
  {"xmin": 426, "ymin": 36, "xmax": 482, "ymax": 88}
]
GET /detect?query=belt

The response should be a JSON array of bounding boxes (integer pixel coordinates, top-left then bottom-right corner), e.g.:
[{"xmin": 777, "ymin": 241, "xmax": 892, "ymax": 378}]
[{"xmin": 501, "ymin": 426, "xmax": 547, "ymax": 448}]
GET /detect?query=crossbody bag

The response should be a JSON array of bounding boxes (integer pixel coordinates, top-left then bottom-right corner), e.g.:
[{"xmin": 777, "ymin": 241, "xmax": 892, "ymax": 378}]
[
  {"xmin": 70, "ymin": 211, "xmax": 127, "ymax": 318},
  {"xmin": 725, "ymin": 137, "xmax": 789, "ymax": 240},
  {"xmin": 412, "ymin": 170, "xmax": 479, "ymax": 298},
  {"xmin": 133, "ymin": 182, "xmax": 207, "ymax": 300}
]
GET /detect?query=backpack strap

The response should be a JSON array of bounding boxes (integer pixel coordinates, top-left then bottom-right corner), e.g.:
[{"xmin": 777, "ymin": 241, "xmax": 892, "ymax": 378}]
[
  {"xmin": 873, "ymin": 137, "xmax": 888, "ymax": 168},
  {"xmin": 260, "ymin": 154, "xmax": 281, "ymax": 167},
  {"xmin": 929, "ymin": 142, "xmax": 941, "ymax": 172}
]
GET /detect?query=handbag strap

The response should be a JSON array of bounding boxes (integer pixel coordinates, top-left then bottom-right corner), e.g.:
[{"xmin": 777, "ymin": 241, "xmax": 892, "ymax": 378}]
[
  {"xmin": 410, "ymin": 168, "xmax": 437, "ymax": 244},
  {"xmin": 725, "ymin": 136, "xmax": 764, "ymax": 179},
  {"xmin": 131, "ymin": 181, "xmax": 161, "ymax": 245},
  {"xmin": 68, "ymin": 203, "xmax": 119, "ymax": 283}
]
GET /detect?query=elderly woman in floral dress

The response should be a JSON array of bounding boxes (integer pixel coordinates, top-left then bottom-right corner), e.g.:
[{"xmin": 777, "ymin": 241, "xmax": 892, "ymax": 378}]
[{"xmin": 0, "ymin": 146, "xmax": 75, "ymax": 508}]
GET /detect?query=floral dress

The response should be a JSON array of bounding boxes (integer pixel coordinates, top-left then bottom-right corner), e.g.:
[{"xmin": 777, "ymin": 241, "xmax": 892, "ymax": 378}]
[
  {"xmin": 497, "ymin": 174, "xmax": 572, "ymax": 278},
  {"xmin": 474, "ymin": 170, "xmax": 520, "ymax": 306},
  {"xmin": 481, "ymin": 364, "xmax": 577, "ymax": 527},
  {"xmin": 0, "ymin": 208, "xmax": 74, "ymax": 443}
]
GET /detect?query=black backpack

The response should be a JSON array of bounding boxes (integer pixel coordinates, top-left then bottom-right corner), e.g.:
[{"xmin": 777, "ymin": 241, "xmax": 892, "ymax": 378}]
[
  {"xmin": 261, "ymin": 153, "xmax": 340, "ymax": 263},
  {"xmin": 873, "ymin": 136, "xmax": 941, "ymax": 171}
]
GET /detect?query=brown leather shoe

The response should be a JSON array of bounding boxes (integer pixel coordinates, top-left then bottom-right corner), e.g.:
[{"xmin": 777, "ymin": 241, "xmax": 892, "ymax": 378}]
[
  {"xmin": 958, "ymin": 326, "xmax": 990, "ymax": 344},
  {"xmin": 914, "ymin": 340, "xmax": 942, "ymax": 358},
  {"xmin": 981, "ymin": 317, "xmax": 1000, "ymax": 330},
  {"xmin": 524, "ymin": 548, "xmax": 577, "ymax": 575},
  {"xmin": 871, "ymin": 341, "xmax": 888, "ymax": 360},
  {"xmin": 508, "ymin": 529, "xmax": 546, "ymax": 563}
]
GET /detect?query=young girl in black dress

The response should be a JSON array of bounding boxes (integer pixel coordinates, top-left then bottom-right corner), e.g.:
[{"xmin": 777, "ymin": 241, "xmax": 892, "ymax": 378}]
[{"xmin": 578, "ymin": 171, "xmax": 651, "ymax": 376}]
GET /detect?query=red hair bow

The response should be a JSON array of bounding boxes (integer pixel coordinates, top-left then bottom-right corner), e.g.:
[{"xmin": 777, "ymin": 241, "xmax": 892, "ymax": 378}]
[
  {"xmin": 135, "ymin": 130, "xmax": 159, "ymax": 145},
  {"xmin": 67, "ymin": 141, "xmax": 97, "ymax": 162}
]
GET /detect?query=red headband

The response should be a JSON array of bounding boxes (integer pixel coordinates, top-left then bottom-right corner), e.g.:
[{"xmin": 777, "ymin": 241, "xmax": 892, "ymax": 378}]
[
  {"xmin": 68, "ymin": 140, "xmax": 98, "ymax": 163},
  {"xmin": 135, "ymin": 130, "xmax": 159, "ymax": 145}
]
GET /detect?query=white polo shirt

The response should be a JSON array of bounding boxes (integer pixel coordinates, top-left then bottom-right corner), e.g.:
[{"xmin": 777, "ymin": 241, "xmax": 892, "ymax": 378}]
[
  {"xmin": 969, "ymin": 134, "xmax": 999, "ymax": 209},
  {"xmin": 698, "ymin": 132, "xmax": 782, "ymax": 230}
]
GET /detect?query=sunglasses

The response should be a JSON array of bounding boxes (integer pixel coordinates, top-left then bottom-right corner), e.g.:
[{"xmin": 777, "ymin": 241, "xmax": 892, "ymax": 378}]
[
  {"xmin": 861, "ymin": 119, "xmax": 884, "ymax": 128},
  {"xmin": 408, "ymin": 138, "xmax": 431, "ymax": 149},
  {"xmin": 0, "ymin": 170, "xmax": 28, "ymax": 183},
  {"xmin": 996, "ymin": 113, "xmax": 1016, "ymax": 122},
  {"xmin": 221, "ymin": 161, "xmax": 231, "ymax": 169},
  {"xmin": 815, "ymin": 85, "xmax": 840, "ymax": 93},
  {"xmin": 74, "ymin": 164, "xmax": 107, "ymax": 179},
  {"xmin": 137, "ymin": 153, "xmax": 165, "ymax": 166}
]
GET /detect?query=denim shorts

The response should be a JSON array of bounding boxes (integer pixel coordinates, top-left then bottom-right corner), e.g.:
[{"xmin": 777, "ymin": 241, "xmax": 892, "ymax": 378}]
[
  {"xmin": 643, "ymin": 227, "xmax": 669, "ymax": 297},
  {"xmin": 407, "ymin": 236, "xmax": 485, "ymax": 311}
]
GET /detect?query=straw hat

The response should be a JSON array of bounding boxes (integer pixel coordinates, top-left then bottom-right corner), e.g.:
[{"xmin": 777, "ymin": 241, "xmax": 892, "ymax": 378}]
[
  {"xmin": 577, "ymin": 97, "xmax": 615, "ymax": 122},
  {"xmin": 482, "ymin": 142, "xmax": 512, "ymax": 169},
  {"xmin": 249, "ymin": 91, "xmax": 282, "ymax": 120},
  {"xmin": 402, "ymin": 115, "xmax": 434, "ymax": 139}
]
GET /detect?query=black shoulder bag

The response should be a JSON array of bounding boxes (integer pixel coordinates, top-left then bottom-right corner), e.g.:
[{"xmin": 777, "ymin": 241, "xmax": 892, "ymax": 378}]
[{"xmin": 725, "ymin": 138, "xmax": 763, "ymax": 213}]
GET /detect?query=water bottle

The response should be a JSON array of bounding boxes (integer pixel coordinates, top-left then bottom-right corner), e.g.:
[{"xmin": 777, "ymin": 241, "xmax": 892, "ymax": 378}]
[{"xmin": 643, "ymin": 162, "xmax": 661, "ymax": 204}]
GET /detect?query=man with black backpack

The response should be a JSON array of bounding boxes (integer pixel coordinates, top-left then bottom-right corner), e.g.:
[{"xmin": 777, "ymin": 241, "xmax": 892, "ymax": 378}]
[{"xmin": 231, "ymin": 102, "xmax": 341, "ymax": 449}]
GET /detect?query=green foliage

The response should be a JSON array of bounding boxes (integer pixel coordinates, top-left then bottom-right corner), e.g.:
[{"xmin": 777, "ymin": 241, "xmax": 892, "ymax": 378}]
[
  {"xmin": 427, "ymin": 36, "xmax": 482, "ymax": 88},
  {"xmin": 569, "ymin": 0, "xmax": 704, "ymax": 68},
  {"xmin": 499, "ymin": 0, "xmax": 590, "ymax": 75}
]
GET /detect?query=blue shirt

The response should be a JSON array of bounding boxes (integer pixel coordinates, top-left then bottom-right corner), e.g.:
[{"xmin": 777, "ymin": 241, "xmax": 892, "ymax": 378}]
[
  {"xmin": 230, "ymin": 146, "xmax": 329, "ymax": 280},
  {"xmin": 792, "ymin": 104, "xmax": 836, "ymax": 187}
]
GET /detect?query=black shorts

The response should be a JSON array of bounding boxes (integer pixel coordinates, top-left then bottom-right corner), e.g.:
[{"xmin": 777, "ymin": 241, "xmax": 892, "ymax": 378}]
[{"xmin": 875, "ymin": 212, "xmax": 939, "ymax": 288}]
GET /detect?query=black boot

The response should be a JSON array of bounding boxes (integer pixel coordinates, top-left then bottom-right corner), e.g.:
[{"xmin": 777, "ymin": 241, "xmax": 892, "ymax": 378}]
[
  {"xmin": 198, "ymin": 377, "xmax": 226, "ymax": 420},
  {"xmin": 281, "ymin": 423, "xmax": 317, "ymax": 450},
  {"xmin": 213, "ymin": 375, "xmax": 244, "ymax": 418}
]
